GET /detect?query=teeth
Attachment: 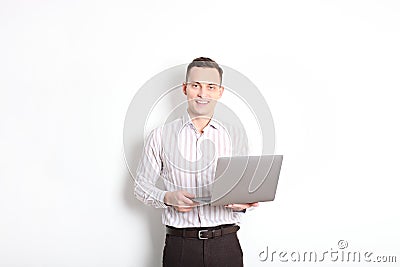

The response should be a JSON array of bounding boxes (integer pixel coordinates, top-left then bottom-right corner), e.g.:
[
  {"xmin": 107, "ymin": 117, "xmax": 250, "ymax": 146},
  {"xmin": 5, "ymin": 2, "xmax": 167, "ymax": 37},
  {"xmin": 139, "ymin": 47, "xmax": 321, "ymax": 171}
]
[{"xmin": 196, "ymin": 100, "xmax": 209, "ymax": 104}]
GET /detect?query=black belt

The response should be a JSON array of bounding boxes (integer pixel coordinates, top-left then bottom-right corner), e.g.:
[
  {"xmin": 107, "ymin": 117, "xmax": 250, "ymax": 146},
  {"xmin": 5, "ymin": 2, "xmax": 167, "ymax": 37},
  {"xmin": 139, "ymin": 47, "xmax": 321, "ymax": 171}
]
[{"xmin": 166, "ymin": 224, "xmax": 240, "ymax": 240}]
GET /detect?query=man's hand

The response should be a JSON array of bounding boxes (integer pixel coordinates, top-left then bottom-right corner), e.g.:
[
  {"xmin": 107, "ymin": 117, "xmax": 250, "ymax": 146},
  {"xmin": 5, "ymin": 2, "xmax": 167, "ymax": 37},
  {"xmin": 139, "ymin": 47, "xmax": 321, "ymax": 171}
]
[
  {"xmin": 164, "ymin": 191, "xmax": 196, "ymax": 212},
  {"xmin": 224, "ymin": 202, "xmax": 259, "ymax": 212}
]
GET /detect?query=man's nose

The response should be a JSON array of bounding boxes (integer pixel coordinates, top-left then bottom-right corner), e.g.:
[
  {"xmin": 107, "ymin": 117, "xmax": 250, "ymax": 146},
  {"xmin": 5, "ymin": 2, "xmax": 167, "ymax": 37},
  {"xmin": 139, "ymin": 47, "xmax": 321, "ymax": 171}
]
[{"xmin": 197, "ymin": 84, "xmax": 207, "ymax": 98}]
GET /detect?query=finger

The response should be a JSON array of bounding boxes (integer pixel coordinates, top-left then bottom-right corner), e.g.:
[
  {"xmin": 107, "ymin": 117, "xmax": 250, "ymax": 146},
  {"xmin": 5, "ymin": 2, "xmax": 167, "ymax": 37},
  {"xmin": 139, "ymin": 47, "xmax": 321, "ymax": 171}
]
[
  {"xmin": 225, "ymin": 204, "xmax": 246, "ymax": 210},
  {"xmin": 226, "ymin": 204, "xmax": 242, "ymax": 208},
  {"xmin": 182, "ymin": 191, "xmax": 195, "ymax": 199},
  {"xmin": 192, "ymin": 200, "xmax": 201, "ymax": 206},
  {"xmin": 177, "ymin": 203, "xmax": 193, "ymax": 208},
  {"xmin": 177, "ymin": 199, "xmax": 197, "ymax": 207},
  {"xmin": 181, "ymin": 196, "xmax": 194, "ymax": 205}
]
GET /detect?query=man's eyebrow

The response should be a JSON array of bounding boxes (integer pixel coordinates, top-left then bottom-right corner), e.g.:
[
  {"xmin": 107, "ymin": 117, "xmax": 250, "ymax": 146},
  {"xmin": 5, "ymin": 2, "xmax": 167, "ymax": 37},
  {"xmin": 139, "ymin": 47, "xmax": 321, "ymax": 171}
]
[{"xmin": 189, "ymin": 81, "xmax": 219, "ymax": 85}]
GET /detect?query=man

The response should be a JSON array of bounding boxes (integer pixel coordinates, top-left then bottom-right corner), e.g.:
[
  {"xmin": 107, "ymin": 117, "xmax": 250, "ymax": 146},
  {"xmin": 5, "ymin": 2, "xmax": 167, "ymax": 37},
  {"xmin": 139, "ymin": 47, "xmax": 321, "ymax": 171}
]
[{"xmin": 135, "ymin": 57, "xmax": 258, "ymax": 267}]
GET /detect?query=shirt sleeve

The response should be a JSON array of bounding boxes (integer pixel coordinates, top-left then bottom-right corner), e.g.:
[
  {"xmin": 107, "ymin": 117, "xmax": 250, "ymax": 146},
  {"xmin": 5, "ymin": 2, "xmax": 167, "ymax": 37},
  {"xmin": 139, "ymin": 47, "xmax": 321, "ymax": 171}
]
[{"xmin": 134, "ymin": 128, "xmax": 168, "ymax": 208}]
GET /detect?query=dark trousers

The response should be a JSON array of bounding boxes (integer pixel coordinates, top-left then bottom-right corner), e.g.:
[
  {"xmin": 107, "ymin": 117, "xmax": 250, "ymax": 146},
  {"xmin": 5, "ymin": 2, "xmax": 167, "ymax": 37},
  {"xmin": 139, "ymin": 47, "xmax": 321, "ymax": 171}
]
[{"xmin": 162, "ymin": 231, "xmax": 243, "ymax": 267}]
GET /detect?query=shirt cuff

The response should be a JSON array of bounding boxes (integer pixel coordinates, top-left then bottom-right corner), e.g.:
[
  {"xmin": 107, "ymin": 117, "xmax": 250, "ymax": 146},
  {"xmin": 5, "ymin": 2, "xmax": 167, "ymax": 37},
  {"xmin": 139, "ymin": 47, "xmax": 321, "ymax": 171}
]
[{"xmin": 155, "ymin": 190, "xmax": 168, "ymax": 208}]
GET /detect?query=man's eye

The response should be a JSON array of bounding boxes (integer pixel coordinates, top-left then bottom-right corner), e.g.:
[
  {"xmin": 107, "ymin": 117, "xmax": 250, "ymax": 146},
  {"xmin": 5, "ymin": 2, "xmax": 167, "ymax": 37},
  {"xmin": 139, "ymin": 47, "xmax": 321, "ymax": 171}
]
[
  {"xmin": 192, "ymin": 84, "xmax": 198, "ymax": 88},
  {"xmin": 209, "ymin": 86, "xmax": 215, "ymax": 90}
]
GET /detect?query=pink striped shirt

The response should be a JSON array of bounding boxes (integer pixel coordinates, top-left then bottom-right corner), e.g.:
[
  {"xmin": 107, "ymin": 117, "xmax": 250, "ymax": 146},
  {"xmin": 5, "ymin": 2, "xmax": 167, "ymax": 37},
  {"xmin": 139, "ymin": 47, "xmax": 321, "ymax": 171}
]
[{"xmin": 134, "ymin": 112, "xmax": 248, "ymax": 227}]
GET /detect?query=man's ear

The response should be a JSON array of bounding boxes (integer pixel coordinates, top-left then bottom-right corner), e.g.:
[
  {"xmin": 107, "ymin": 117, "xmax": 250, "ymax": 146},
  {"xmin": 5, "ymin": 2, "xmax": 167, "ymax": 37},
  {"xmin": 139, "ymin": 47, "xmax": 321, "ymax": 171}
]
[
  {"xmin": 218, "ymin": 85, "xmax": 225, "ymax": 98},
  {"xmin": 182, "ymin": 83, "xmax": 187, "ymax": 95}
]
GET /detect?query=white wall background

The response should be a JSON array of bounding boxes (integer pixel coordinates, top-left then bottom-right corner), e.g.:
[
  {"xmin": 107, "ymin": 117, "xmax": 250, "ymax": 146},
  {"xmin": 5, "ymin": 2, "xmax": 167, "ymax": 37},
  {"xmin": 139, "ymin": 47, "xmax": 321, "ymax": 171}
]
[{"xmin": 1, "ymin": 1, "xmax": 399, "ymax": 266}]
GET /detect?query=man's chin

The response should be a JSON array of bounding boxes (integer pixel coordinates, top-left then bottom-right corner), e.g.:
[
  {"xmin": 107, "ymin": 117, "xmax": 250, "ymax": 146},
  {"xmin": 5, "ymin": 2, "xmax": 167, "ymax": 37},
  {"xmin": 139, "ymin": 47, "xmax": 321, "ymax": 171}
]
[{"xmin": 190, "ymin": 110, "xmax": 213, "ymax": 119}]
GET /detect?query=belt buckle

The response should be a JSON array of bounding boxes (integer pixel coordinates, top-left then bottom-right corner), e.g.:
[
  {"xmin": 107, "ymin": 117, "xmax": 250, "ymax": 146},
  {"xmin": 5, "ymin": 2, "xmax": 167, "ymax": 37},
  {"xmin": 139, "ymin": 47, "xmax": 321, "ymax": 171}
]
[{"xmin": 198, "ymin": 229, "xmax": 209, "ymax": 240}]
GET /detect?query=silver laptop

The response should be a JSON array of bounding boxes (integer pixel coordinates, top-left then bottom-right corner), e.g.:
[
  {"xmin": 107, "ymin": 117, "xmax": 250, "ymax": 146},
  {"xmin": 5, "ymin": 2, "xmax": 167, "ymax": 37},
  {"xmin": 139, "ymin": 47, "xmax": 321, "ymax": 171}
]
[{"xmin": 193, "ymin": 155, "xmax": 283, "ymax": 206}]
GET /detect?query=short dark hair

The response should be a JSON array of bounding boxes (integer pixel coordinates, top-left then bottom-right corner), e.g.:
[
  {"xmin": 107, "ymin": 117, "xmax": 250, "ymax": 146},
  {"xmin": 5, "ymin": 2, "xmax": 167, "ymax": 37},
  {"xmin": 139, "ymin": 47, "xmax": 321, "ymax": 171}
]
[{"xmin": 185, "ymin": 57, "xmax": 223, "ymax": 84}]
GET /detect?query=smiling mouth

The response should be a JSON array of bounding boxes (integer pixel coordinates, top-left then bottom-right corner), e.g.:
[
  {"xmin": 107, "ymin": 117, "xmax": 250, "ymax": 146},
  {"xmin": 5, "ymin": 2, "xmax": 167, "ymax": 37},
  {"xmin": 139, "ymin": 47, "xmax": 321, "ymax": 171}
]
[{"xmin": 195, "ymin": 99, "xmax": 210, "ymax": 104}]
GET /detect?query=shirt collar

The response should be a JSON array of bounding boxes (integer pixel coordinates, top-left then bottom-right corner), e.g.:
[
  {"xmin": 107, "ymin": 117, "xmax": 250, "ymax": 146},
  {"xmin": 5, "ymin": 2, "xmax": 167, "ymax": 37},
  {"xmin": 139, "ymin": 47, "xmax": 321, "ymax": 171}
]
[{"xmin": 182, "ymin": 110, "xmax": 220, "ymax": 131}]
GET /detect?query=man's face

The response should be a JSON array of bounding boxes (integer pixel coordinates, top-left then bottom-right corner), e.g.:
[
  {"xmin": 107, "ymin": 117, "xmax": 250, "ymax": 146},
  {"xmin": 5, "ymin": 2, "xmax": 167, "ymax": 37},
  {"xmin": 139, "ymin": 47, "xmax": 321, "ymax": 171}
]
[{"xmin": 183, "ymin": 67, "xmax": 224, "ymax": 119}]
